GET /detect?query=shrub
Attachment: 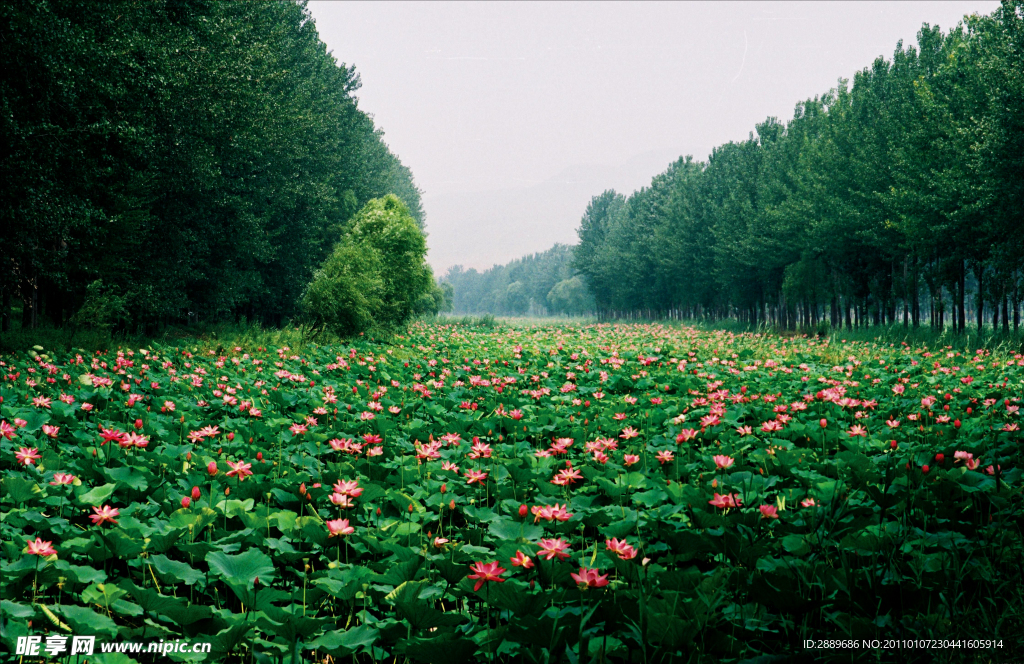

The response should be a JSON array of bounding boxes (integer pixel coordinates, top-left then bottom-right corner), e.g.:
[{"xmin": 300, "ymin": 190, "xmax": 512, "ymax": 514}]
[{"xmin": 299, "ymin": 240, "xmax": 383, "ymax": 337}]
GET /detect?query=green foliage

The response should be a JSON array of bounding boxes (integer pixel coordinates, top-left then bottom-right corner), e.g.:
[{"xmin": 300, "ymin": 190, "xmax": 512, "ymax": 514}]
[
  {"xmin": 0, "ymin": 0, "xmax": 423, "ymax": 331},
  {"xmin": 2, "ymin": 323, "xmax": 1023, "ymax": 660},
  {"xmin": 301, "ymin": 195, "xmax": 432, "ymax": 337},
  {"xmin": 443, "ymin": 244, "xmax": 590, "ymax": 316},
  {"xmin": 567, "ymin": 8, "xmax": 1024, "ymax": 332},
  {"xmin": 68, "ymin": 280, "xmax": 127, "ymax": 333},
  {"xmin": 300, "ymin": 240, "xmax": 383, "ymax": 338},
  {"xmin": 546, "ymin": 276, "xmax": 593, "ymax": 315}
]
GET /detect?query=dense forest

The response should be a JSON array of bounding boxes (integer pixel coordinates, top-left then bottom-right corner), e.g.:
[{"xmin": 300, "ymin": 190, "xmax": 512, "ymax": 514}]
[
  {"xmin": 1, "ymin": 0, "xmax": 430, "ymax": 334},
  {"xmin": 445, "ymin": 2, "xmax": 1024, "ymax": 331},
  {"xmin": 572, "ymin": 3, "xmax": 1024, "ymax": 331},
  {"xmin": 442, "ymin": 244, "xmax": 593, "ymax": 316}
]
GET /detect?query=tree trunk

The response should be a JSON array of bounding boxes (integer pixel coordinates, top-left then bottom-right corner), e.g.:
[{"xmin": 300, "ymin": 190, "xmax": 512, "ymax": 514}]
[
  {"xmin": 0, "ymin": 286, "xmax": 9, "ymax": 333},
  {"xmin": 975, "ymin": 264, "xmax": 984, "ymax": 335},
  {"xmin": 958, "ymin": 260, "xmax": 966, "ymax": 333}
]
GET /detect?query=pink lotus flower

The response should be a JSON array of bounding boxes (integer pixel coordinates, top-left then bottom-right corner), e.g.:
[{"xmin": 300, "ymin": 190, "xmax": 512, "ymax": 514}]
[
  {"xmin": 333, "ymin": 479, "xmax": 363, "ymax": 497},
  {"xmin": 605, "ymin": 537, "xmax": 638, "ymax": 560},
  {"xmin": 25, "ymin": 537, "xmax": 57, "ymax": 557},
  {"xmin": 848, "ymin": 424, "xmax": 867, "ymax": 437},
  {"xmin": 536, "ymin": 538, "xmax": 571, "ymax": 561},
  {"xmin": 49, "ymin": 473, "xmax": 76, "ymax": 486},
  {"xmin": 571, "ymin": 567, "xmax": 609, "ymax": 589},
  {"xmin": 619, "ymin": 426, "xmax": 640, "ymax": 439},
  {"xmin": 289, "ymin": 423, "xmax": 308, "ymax": 435},
  {"xmin": 623, "ymin": 454, "xmax": 640, "ymax": 466},
  {"xmin": 700, "ymin": 414, "xmax": 721, "ymax": 428},
  {"xmin": 329, "ymin": 493, "xmax": 355, "ymax": 508},
  {"xmin": 42, "ymin": 425, "xmax": 60, "ymax": 438},
  {"xmin": 759, "ymin": 505, "xmax": 779, "ymax": 519},
  {"xmin": 464, "ymin": 469, "xmax": 488, "ymax": 484},
  {"xmin": 801, "ymin": 498, "xmax": 816, "ymax": 507},
  {"xmin": 676, "ymin": 429, "xmax": 699, "ymax": 443},
  {"xmin": 708, "ymin": 493, "xmax": 742, "ymax": 509},
  {"xmin": 15, "ymin": 447, "xmax": 41, "ymax": 465},
  {"xmin": 531, "ymin": 503, "xmax": 573, "ymax": 522},
  {"xmin": 226, "ymin": 460, "xmax": 253, "ymax": 480},
  {"xmin": 656, "ymin": 450, "xmax": 674, "ymax": 464},
  {"xmin": 713, "ymin": 455, "xmax": 734, "ymax": 470},
  {"xmin": 510, "ymin": 550, "xmax": 534, "ymax": 568},
  {"xmin": 326, "ymin": 519, "xmax": 354, "ymax": 537},
  {"xmin": 467, "ymin": 561, "xmax": 506, "ymax": 591},
  {"xmin": 90, "ymin": 505, "xmax": 120, "ymax": 526},
  {"xmin": 433, "ymin": 537, "xmax": 449, "ymax": 548},
  {"xmin": 0, "ymin": 420, "xmax": 17, "ymax": 439}
]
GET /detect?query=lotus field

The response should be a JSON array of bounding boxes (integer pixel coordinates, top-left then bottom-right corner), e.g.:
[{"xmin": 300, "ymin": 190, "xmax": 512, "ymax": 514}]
[{"xmin": 2, "ymin": 322, "xmax": 1023, "ymax": 663}]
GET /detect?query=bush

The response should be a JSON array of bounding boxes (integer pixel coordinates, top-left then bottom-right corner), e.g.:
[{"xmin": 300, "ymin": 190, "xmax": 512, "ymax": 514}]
[
  {"xmin": 300, "ymin": 195, "xmax": 432, "ymax": 337},
  {"xmin": 299, "ymin": 240, "xmax": 383, "ymax": 337},
  {"xmin": 70, "ymin": 280, "xmax": 128, "ymax": 332}
]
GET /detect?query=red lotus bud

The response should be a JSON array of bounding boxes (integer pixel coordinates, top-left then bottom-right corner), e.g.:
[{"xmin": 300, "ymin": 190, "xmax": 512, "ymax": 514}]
[
  {"xmin": 92, "ymin": 448, "xmax": 97, "ymax": 457},
  {"xmin": 935, "ymin": 453, "xmax": 944, "ymax": 464},
  {"xmin": 408, "ymin": 503, "xmax": 414, "ymax": 513},
  {"xmin": 224, "ymin": 487, "xmax": 231, "ymax": 496},
  {"xmin": 192, "ymin": 486, "xmax": 200, "ymax": 500},
  {"xmin": 943, "ymin": 404, "xmax": 949, "ymax": 411},
  {"xmin": 218, "ymin": 447, "xmax": 222, "ymax": 454},
  {"xmin": 819, "ymin": 419, "xmax": 827, "ymax": 428},
  {"xmin": 208, "ymin": 461, "xmax": 218, "ymax": 476},
  {"xmin": 254, "ymin": 576, "xmax": 259, "ymax": 586},
  {"xmin": 181, "ymin": 496, "xmax": 191, "ymax": 508},
  {"xmin": 257, "ymin": 452, "xmax": 263, "ymax": 462},
  {"xmin": 376, "ymin": 507, "xmax": 382, "ymax": 516},
  {"xmin": 954, "ymin": 419, "xmax": 961, "ymax": 429},
  {"xmin": 135, "ymin": 419, "xmax": 143, "ymax": 429},
  {"xmin": 440, "ymin": 483, "xmax": 446, "ymax": 494},
  {"xmin": 186, "ymin": 451, "xmax": 192, "ymax": 461},
  {"xmin": 449, "ymin": 499, "xmax": 456, "ymax": 510},
  {"xmin": 966, "ymin": 408, "xmax": 972, "ymax": 415},
  {"xmin": 890, "ymin": 440, "xmax": 897, "ymax": 449},
  {"xmin": 299, "ymin": 483, "xmax": 307, "ymax": 496},
  {"xmin": 922, "ymin": 465, "xmax": 930, "ymax": 474},
  {"xmin": 905, "ymin": 462, "xmax": 911, "ymax": 470},
  {"xmin": 227, "ymin": 432, "xmax": 234, "ymax": 441},
  {"xmin": 352, "ymin": 386, "xmax": 358, "ymax": 394},
  {"xmin": 519, "ymin": 504, "xmax": 528, "ymax": 518}
]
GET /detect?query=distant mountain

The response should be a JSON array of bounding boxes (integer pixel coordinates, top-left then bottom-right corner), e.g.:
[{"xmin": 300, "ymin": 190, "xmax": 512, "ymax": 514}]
[{"xmin": 424, "ymin": 149, "xmax": 682, "ymax": 273}]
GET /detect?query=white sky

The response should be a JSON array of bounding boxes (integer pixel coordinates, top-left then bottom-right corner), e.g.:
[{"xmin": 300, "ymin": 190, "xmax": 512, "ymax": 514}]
[{"xmin": 307, "ymin": 1, "xmax": 998, "ymax": 273}]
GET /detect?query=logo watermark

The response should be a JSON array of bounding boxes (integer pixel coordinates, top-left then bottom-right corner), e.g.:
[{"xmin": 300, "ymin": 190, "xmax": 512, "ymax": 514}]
[{"xmin": 15, "ymin": 635, "xmax": 212, "ymax": 657}]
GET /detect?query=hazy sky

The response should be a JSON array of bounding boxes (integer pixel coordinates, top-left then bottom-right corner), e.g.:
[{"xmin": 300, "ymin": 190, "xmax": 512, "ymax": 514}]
[{"xmin": 307, "ymin": 1, "xmax": 998, "ymax": 274}]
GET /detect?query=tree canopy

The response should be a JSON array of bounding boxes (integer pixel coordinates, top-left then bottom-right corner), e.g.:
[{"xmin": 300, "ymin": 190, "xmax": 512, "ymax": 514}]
[
  {"xmin": 1, "ymin": 0, "xmax": 424, "ymax": 332},
  {"xmin": 572, "ymin": 3, "xmax": 1024, "ymax": 332}
]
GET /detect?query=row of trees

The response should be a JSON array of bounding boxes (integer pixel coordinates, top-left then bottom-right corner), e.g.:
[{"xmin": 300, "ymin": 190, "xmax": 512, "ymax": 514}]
[
  {"xmin": 2, "ymin": 0, "xmax": 426, "ymax": 333},
  {"xmin": 442, "ymin": 245, "xmax": 594, "ymax": 316},
  {"xmin": 573, "ymin": 2, "xmax": 1024, "ymax": 332}
]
